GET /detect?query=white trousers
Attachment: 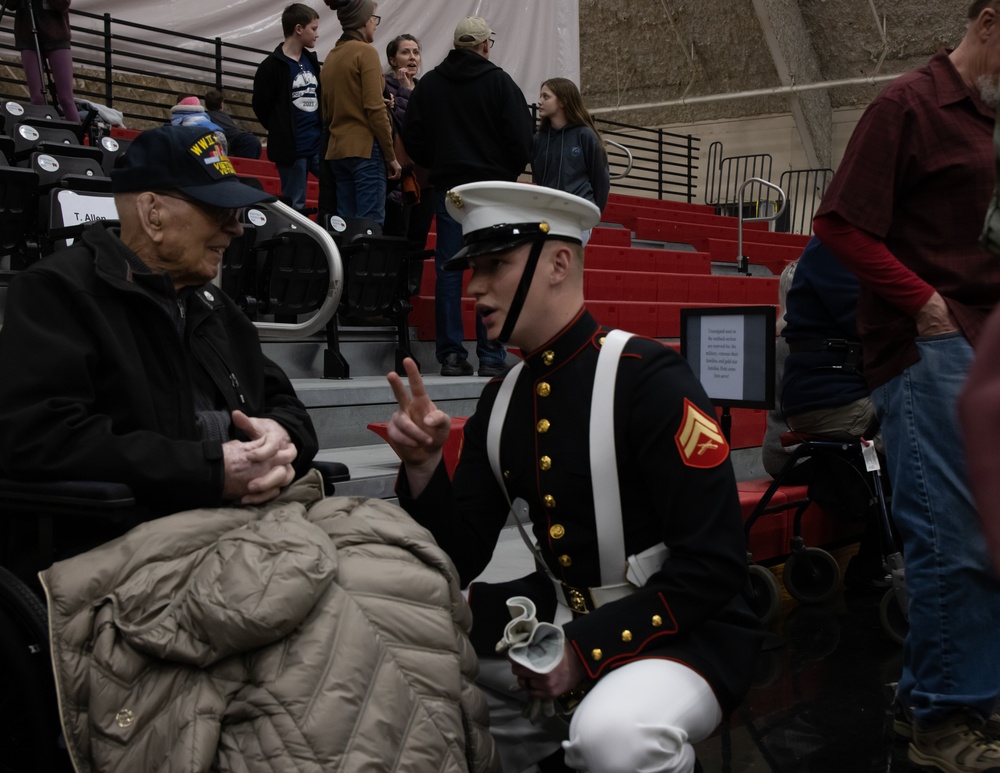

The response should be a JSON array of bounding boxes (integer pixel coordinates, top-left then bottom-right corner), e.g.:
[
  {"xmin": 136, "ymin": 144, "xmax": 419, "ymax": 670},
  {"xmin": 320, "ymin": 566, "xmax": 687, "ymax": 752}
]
[
  {"xmin": 478, "ymin": 655, "xmax": 722, "ymax": 773},
  {"xmin": 562, "ymin": 658, "xmax": 722, "ymax": 773}
]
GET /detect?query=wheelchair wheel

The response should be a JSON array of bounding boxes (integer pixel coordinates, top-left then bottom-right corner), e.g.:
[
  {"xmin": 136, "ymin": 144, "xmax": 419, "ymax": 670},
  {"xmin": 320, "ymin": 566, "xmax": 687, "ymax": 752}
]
[
  {"xmin": 880, "ymin": 588, "xmax": 909, "ymax": 646},
  {"xmin": 745, "ymin": 563, "xmax": 782, "ymax": 624},
  {"xmin": 0, "ymin": 565, "xmax": 72, "ymax": 773},
  {"xmin": 782, "ymin": 546, "xmax": 841, "ymax": 604}
]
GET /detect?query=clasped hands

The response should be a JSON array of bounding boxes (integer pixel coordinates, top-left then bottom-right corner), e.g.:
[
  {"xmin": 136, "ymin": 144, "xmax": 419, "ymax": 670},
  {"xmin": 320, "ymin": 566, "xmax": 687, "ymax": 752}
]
[{"xmin": 222, "ymin": 410, "xmax": 297, "ymax": 504}]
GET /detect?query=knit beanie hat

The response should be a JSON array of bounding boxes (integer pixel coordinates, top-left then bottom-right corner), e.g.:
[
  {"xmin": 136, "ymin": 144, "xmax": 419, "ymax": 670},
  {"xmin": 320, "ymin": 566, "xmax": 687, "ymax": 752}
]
[
  {"xmin": 170, "ymin": 96, "xmax": 203, "ymax": 115},
  {"xmin": 336, "ymin": 0, "xmax": 375, "ymax": 30}
]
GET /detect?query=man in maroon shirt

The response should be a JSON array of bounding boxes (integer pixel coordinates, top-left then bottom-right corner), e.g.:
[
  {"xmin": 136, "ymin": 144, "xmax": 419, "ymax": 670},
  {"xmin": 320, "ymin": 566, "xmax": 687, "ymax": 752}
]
[{"xmin": 814, "ymin": 2, "xmax": 1000, "ymax": 770}]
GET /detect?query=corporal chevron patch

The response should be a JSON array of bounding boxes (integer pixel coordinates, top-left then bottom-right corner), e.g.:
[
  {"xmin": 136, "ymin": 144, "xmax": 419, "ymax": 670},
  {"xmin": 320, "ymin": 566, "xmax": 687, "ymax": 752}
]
[{"xmin": 674, "ymin": 398, "xmax": 729, "ymax": 468}]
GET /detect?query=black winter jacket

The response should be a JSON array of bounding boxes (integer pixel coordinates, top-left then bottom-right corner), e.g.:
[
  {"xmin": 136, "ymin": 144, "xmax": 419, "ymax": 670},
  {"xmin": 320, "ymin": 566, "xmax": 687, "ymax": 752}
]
[
  {"xmin": 252, "ymin": 45, "xmax": 322, "ymax": 166},
  {"xmin": 402, "ymin": 48, "xmax": 532, "ymax": 189},
  {"xmin": 0, "ymin": 224, "xmax": 318, "ymax": 518}
]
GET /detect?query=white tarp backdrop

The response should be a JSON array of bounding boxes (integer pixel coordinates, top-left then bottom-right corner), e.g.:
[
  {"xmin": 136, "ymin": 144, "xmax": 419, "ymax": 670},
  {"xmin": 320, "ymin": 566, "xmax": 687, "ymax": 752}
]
[{"xmin": 66, "ymin": 0, "xmax": 580, "ymax": 103}]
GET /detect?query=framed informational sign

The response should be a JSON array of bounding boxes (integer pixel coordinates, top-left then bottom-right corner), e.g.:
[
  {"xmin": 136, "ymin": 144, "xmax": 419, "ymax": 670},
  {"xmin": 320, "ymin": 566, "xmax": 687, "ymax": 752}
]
[{"xmin": 679, "ymin": 305, "xmax": 775, "ymax": 410}]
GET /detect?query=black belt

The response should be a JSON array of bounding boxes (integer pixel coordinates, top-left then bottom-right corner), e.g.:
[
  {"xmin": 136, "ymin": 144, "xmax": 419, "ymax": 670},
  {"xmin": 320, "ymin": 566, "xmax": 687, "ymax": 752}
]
[
  {"xmin": 787, "ymin": 337, "xmax": 859, "ymax": 354},
  {"xmin": 787, "ymin": 338, "xmax": 863, "ymax": 375}
]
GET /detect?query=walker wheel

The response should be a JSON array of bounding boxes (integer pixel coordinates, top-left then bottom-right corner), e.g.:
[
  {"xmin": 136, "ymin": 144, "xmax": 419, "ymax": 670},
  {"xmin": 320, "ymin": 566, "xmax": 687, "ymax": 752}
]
[
  {"xmin": 879, "ymin": 588, "xmax": 908, "ymax": 645},
  {"xmin": 745, "ymin": 563, "xmax": 782, "ymax": 624},
  {"xmin": 782, "ymin": 546, "xmax": 841, "ymax": 604}
]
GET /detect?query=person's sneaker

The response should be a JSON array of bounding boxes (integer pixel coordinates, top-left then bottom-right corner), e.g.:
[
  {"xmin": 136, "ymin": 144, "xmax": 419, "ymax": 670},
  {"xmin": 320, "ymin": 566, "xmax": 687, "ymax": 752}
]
[
  {"xmin": 478, "ymin": 361, "xmax": 508, "ymax": 378},
  {"xmin": 440, "ymin": 354, "xmax": 473, "ymax": 377},
  {"xmin": 908, "ymin": 710, "xmax": 1000, "ymax": 772},
  {"xmin": 895, "ymin": 701, "xmax": 1000, "ymax": 741}
]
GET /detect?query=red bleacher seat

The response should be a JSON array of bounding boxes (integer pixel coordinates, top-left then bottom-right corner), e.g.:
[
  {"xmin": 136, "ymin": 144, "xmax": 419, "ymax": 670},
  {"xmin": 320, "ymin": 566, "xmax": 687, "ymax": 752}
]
[{"xmin": 109, "ymin": 127, "xmax": 140, "ymax": 141}]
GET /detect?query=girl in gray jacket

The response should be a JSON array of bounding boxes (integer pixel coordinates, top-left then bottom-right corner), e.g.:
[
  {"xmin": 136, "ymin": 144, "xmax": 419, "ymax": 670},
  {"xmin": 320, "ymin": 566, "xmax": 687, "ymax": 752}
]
[{"xmin": 531, "ymin": 77, "xmax": 609, "ymax": 244}]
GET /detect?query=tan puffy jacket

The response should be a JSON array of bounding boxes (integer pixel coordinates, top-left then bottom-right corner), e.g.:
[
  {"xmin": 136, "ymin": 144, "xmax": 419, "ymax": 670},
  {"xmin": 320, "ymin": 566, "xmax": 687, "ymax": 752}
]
[{"xmin": 41, "ymin": 472, "xmax": 500, "ymax": 773}]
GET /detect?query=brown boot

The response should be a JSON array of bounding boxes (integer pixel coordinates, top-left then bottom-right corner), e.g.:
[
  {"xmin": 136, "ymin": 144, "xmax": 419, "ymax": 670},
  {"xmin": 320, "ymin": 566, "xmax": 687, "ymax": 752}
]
[
  {"xmin": 895, "ymin": 701, "xmax": 1000, "ymax": 741},
  {"xmin": 908, "ymin": 710, "xmax": 1000, "ymax": 772}
]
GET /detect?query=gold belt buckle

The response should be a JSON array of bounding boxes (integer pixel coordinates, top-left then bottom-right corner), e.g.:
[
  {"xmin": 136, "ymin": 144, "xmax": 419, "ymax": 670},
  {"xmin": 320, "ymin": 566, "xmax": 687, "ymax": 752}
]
[{"xmin": 564, "ymin": 584, "xmax": 590, "ymax": 614}]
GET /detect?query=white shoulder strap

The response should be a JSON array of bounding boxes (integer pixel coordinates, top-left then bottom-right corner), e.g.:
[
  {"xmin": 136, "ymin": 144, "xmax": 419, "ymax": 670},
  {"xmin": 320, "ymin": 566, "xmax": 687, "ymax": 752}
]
[
  {"xmin": 591, "ymin": 329, "xmax": 633, "ymax": 584},
  {"xmin": 487, "ymin": 360, "xmax": 525, "ymax": 488},
  {"xmin": 486, "ymin": 362, "xmax": 548, "ymax": 569}
]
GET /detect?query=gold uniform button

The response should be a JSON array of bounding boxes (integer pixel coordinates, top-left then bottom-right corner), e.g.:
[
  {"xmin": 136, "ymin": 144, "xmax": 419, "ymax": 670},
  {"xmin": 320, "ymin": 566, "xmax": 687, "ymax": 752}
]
[
  {"xmin": 622, "ymin": 630, "xmax": 633, "ymax": 643},
  {"xmin": 536, "ymin": 382, "xmax": 551, "ymax": 397},
  {"xmin": 559, "ymin": 554, "xmax": 572, "ymax": 567},
  {"xmin": 598, "ymin": 336, "xmax": 606, "ymax": 346},
  {"xmin": 651, "ymin": 615, "xmax": 663, "ymax": 627},
  {"xmin": 540, "ymin": 455, "xmax": 552, "ymax": 471},
  {"xmin": 591, "ymin": 648, "xmax": 603, "ymax": 661},
  {"xmin": 549, "ymin": 524, "xmax": 565, "ymax": 539},
  {"xmin": 503, "ymin": 470, "xmax": 510, "ymax": 479},
  {"xmin": 543, "ymin": 494, "xmax": 556, "ymax": 509},
  {"xmin": 537, "ymin": 419, "xmax": 551, "ymax": 433},
  {"xmin": 542, "ymin": 350, "xmax": 555, "ymax": 366}
]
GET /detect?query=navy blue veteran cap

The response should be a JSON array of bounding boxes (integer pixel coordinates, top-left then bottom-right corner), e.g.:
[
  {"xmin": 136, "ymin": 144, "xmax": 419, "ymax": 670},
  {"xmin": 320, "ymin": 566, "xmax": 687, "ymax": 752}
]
[
  {"xmin": 110, "ymin": 125, "xmax": 275, "ymax": 208},
  {"xmin": 442, "ymin": 181, "xmax": 600, "ymax": 270}
]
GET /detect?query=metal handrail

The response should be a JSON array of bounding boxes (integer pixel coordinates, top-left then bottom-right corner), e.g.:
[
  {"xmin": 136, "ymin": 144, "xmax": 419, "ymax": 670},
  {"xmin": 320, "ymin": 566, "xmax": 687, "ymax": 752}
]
[
  {"xmin": 605, "ymin": 139, "xmax": 633, "ymax": 180},
  {"xmin": 244, "ymin": 202, "xmax": 344, "ymax": 340},
  {"xmin": 736, "ymin": 177, "xmax": 787, "ymax": 275}
]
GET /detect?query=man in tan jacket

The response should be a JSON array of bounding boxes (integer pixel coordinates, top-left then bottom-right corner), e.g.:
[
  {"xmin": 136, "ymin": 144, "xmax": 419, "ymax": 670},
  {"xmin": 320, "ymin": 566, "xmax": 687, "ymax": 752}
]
[{"xmin": 321, "ymin": 0, "xmax": 400, "ymax": 227}]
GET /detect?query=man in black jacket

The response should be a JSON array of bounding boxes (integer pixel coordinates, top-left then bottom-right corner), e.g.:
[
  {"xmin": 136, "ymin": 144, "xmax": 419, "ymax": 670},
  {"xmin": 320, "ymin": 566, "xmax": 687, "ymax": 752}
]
[
  {"xmin": 0, "ymin": 125, "xmax": 319, "ymax": 558},
  {"xmin": 403, "ymin": 16, "xmax": 532, "ymax": 377}
]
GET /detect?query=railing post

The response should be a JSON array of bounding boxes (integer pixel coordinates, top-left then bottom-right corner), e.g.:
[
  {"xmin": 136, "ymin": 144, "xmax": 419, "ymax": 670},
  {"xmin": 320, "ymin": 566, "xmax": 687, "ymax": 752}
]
[
  {"xmin": 686, "ymin": 134, "xmax": 694, "ymax": 204},
  {"xmin": 657, "ymin": 128, "xmax": 664, "ymax": 200},
  {"xmin": 103, "ymin": 13, "xmax": 113, "ymax": 107},
  {"xmin": 214, "ymin": 37, "xmax": 223, "ymax": 91}
]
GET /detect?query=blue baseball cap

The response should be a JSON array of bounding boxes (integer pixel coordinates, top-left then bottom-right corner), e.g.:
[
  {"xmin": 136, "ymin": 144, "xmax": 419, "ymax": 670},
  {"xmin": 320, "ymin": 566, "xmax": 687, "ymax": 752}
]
[{"xmin": 110, "ymin": 125, "xmax": 275, "ymax": 208}]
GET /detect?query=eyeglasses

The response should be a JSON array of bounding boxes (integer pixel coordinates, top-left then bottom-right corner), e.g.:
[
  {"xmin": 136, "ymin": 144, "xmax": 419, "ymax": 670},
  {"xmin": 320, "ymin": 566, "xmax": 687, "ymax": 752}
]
[
  {"xmin": 372, "ymin": 14, "xmax": 381, "ymax": 26},
  {"xmin": 156, "ymin": 191, "xmax": 243, "ymax": 225},
  {"xmin": 488, "ymin": 36, "xmax": 496, "ymax": 49}
]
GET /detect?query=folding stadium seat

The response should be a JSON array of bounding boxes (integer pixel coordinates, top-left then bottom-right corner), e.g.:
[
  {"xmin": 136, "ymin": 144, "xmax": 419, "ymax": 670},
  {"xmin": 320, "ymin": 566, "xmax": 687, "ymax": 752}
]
[
  {"xmin": 0, "ymin": 165, "xmax": 41, "ymax": 274},
  {"xmin": 95, "ymin": 134, "xmax": 131, "ymax": 176},
  {"xmin": 29, "ymin": 150, "xmax": 111, "ymax": 193},
  {"xmin": 43, "ymin": 188, "xmax": 118, "ymax": 255},
  {"xmin": 0, "ymin": 99, "xmax": 69, "ymax": 137},
  {"xmin": 323, "ymin": 218, "xmax": 423, "ymax": 378},
  {"xmin": 10, "ymin": 119, "xmax": 86, "ymax": 162}
]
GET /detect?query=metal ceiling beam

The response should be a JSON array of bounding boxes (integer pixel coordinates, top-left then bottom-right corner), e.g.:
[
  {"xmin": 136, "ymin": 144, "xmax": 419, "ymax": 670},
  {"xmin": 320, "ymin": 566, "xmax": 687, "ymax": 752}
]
[{"xmin": 750, "ymin": 0, "xmax": 832, "ymax": 169}]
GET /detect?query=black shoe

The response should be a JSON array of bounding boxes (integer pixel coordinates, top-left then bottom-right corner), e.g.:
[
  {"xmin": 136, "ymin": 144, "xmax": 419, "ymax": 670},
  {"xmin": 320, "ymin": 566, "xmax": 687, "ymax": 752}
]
[
  {"xmin": 843, "ymin": 554, "xmax": 892, "ymax": 592},
  {"xmin": 440, "ymin": 354, "xmax": 473, "ymax": 376},
  {"xmin": 478, "ymin": 361, "xmax": 508, "ymax": 378}
]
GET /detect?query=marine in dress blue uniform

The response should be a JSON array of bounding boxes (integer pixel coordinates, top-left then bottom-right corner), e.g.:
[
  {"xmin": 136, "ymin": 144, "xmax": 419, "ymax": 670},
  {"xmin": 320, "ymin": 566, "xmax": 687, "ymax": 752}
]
[{"xmin": 386, "ymin": 182, "xmax": 761, "ymax": 773}]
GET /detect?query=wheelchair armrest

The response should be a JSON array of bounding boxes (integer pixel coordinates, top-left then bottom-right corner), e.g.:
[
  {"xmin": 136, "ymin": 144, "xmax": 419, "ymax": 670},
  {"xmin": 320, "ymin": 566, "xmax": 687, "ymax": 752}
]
[
  {"xmin": 310, "ymin": 461, "xmax": 350, "ymax": 490},
  {"xmin": 0, "ymin": 478, "xmax": 136, "ymax": 511}
]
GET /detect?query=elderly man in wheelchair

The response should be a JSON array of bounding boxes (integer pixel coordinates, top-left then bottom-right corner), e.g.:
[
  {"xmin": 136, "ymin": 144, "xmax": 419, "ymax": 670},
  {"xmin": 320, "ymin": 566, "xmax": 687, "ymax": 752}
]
[{"xmin": 0, "ymin": 126, "xmax": 497, "ymax": 773}]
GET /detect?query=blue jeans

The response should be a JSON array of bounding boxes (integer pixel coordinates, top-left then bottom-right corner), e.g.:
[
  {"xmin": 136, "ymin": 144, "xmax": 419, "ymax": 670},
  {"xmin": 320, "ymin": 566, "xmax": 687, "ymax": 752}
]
[
  {"xmin": 433, "ymin": 189, "xmax": 505, "ymax": 366},
  {"xmin": 872, "ymin": 332, "xmax": 1000, "ymax": 723},
  {"xmin": 275, "ymin": 153, "xmax": 320, "ymax": 213},
  {"xmin": 331, "ymin": 142, "xmax": 387, "ymax": 226}
]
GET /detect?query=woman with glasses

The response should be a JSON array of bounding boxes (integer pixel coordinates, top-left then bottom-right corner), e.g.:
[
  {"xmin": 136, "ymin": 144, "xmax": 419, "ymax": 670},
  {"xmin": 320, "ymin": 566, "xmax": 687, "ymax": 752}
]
[
  {"xmin": 532, "ymin": 77, "xmax": 610, "ymax": 246},
  {"xmin": 321, "ymin": 0, "xmax": 400, "ymax": 227}
]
